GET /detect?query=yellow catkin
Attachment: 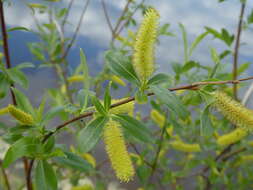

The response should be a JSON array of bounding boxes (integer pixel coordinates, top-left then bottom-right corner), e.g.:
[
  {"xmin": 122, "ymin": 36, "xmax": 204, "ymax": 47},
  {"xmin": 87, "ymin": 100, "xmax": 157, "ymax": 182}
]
[
  {"xmin": 110, "ymin": 99, "xmax": 135, "ymax": 116},
  {"xmin": 0, "ymin": 107, "xmax": 9, "ymax": 115},
  {"xmin": 170, "ymin": 140, "xmax": 201, "ymax": 153},
  {"xmin": 71, "ymin": 185, "xmax": 93, "ymax": 190},
  {"xmin": 8, "ymin": 105, "xmax": 34, "ymax": 125},
  {"xmin": 81, "ymin": 153, "xmax": 96, "ymax": 168},
  {"xmin": 217, "ymin": 128, "xmax": 247, "ymax": 146},
  {"xmin": 234, "ymin": 155, "xmax": 253, "ymax": 167},
  {"xmin": 133, "ymin": 8, "xmax": 159, "ymax": 83},
  {"xmin": 150, "ymin": 109, "xmax": 165, "ymax": 127},
  {"xmin": 110, "ymin": 75, "xmax": 126, "ymax": 86},
  {"xmin": 166, "ymin": 126, "xmax": 173, "ymax": 136},
  {"xmin": 67, "ymin": 75, "xmax": 84, "ymax": 83},
  {"xmin": 60, "ymin": 84, "xmax": 67, "ymax": 94},
  {"xmin": 103, "ymin": 120, "xmax": 134, "ymax": 182},
  {"xmin": 213, "ymin": 91, "xmax": 253, "ymax": 131}
]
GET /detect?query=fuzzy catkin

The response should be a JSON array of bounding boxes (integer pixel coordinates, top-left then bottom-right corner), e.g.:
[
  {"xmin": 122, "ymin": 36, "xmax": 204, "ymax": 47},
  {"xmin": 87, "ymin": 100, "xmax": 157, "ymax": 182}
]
[
  {"xmin": 110, "ymin": 99, "xmax": 134, "ymax": 116},
  {"xmin": 213, "ymin": 91, "xmax": 253, "ymax": 131},
  {"xmin": 133, "ymin": 8, "xmax": 159, "ymax": 83},
  {"xmin": 110, "ymin": 75, "xmax": 126, "ymax": 86},
  {"xmin": 170, "ymin": 140, "xmax": 201, "ymax": 152},
  {"xmin": 150, "ymin": 109, "xmax": 165, "ymax": 127},
  {"xmin": 8, "ymin": 105, "xmax": 34, "ymax": 125},
  {"xmin": 103, "ymin": 120, "xmax": 134, "ymax": 182},
  {"xmin": 0, "ymin": 107, "xmax": 9, "ymax": 115},
  {"xmin": 67, "ymin": 75, "xmax": 84, "ymax": 83},
  {"xmin": 217, "ymin": 128, "xmax": 247, "ymax": 146}
]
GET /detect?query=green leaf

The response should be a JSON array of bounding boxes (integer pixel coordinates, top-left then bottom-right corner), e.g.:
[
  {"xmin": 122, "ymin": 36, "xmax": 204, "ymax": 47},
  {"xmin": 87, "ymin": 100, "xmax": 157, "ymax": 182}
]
[
  {"xmin": 41, "ymin": 106, "xmax": 64, "ymax": 126},
  {"xmin": 43, "ymin": 136, "xmax": 55, "ymax": 153},
  {"xmin": 11, "ymin": 88, "xmax": 34, "ymax": 115},
  {"xmin": 6, "ymin": 68, "xmax": 29, "ymax": 89},
  {"xmin": 179, "ymin": 23, "xmax": 188, "ymax": 63},
  {"xmin": 221, "ymin": 28, "xmax": 234, "ymax": 46},
  {"xmin": 112, "ymin": 114, "xmax": 154, "ymax": 143},
  {"xmin": 77, "ymin": 116, "xmax": 107, "ymax": 153},
  {"xmin": 105, "ymin": 50, "xmax": 140, "ymax": 86},
  {"xmin": 150, "ymin": 85, "xmax": 189, "ymax": 119},
  {"xmin": 3, "ymin": 136, "xmax": 42, "ymax": 168},
  {"xmin": 15, "ymin": 62, "xmax": 35, "ymax": 69},
  {"xmin": 92, "ymin": 96, "xmax": 107, "ymax": 115},
  {"xmin": 189, "ymin": 32, "xmax": 208, "ymax": 56},
  {"xmin": 8, "ymin": 27, "xmax": 29, "ymax": 32},
  {"xmin": 104, "ymin": 82, "xmax": 112, "ymax": 112},
  {"xmin": 54, "ymin": 151, "xmax": 93, "ymax": 172},
  {"xmin": 135, "ymin": 89, "xmax": 148, "ymax": 104},
  {"xmin": 209, "ymin": 48, "xmax": 221, "ymax": 78},
  {"xmin": 0, "ymin": 73, "xmax": 8, "ymax": 99},
  {"xmin": 35, "ymin": 160, "xmax": 58, "ymax": 190},
  {"xmin": 247, "ymin": 9, "xmax": 253, "ymax": 24},
  {"xmin": 181, "ymin": 61, "xmax": 199, "ymax": 73},
  {"xmin": 200, "ymin": 103, "xmax": 213, "ymax": 136},
  {"xmin": 147, "ymin": 73, "xmax": 171, "ymax": 85}
]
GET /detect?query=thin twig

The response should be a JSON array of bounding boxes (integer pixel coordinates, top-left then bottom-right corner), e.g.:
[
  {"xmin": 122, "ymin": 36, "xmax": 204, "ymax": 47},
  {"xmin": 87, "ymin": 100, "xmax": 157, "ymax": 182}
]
[
  {"xmin": 0, "ymin": 160, "xmax": 10, "ymax": 190},
  {"xmin": 115, "ymin": 0, "xmax": 145, "ymax": 37},
  {"xmin": 233, "ymin": 1, "xmax": 246, "ymax": 100},
  {"xmin": 62, "ymin": 0, "xmax": 75, "ymax": 33},
  {"xmin": 100, "ymin": 0, "xmax": 114, "ymax": 34},
  {"xmin": 112, "ymin": 0, "xmax": 131, "ymax": 37},
  {"xmin": 0, "ymin": 0, "xmax": 16, "ymax": 105},
  {"xmin": 0, "ymin": 1, "xmax": 30, "ymax": 190},
  {"xmin": 61, "ymin": 0, "xmax": 90, "ymax": 60},
  {"xmin": 147, "ymin": 119, "xmax": 167, "ymax": 182},
  {"xmin": 222, "ymin": 147, "xmax": 247, "ymax": 162}
]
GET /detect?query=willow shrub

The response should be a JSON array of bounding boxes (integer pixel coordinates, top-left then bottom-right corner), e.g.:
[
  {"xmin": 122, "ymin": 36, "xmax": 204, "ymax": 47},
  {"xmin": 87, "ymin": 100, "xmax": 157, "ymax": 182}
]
[{"xmin": 1, "ymin": 0, "xmax": 253, "ymax": 190}]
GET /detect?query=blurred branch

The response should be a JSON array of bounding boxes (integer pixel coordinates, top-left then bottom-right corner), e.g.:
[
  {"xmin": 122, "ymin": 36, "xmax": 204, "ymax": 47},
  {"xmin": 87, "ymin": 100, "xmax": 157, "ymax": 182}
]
[
  {"xmin": 100, "ymin": 0, "xmax": 114, "ymax": 34},
  {"xmin": 0, "ymin": 0, "xmax": 16, "ymax": 105},
  {"xmin": 233, "ymin": 1, "xmax": 246, "ymax": 100},
  {"xmin": 0, "ymin": 160, "xmax": 10, "ymax": 190},
  {"xmin": 61, "ymin": 0, "xmax": 90, "ymax": 60},
  {"xmin": 0, "ymin": 1, "xmax": 29, "ymax": 190},
  {"xmin": 147, "ymin": 117, "xmax": 167, "ymax": 183},
  {"xmin": 62, "ymin": 0, "xmax": 75, "ymax": 33},
  {"xmin": 115, "ymin": 0, "xmax": 145, "ymax": 37}
]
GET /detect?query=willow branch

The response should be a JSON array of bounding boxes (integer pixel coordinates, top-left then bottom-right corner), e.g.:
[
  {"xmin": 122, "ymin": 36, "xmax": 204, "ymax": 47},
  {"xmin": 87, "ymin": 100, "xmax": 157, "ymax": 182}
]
[
  {"xmin": 0, "ymin": 1, "xmax": 29, "ymax": 190},
  {"xmin": 233, "ymin": 1, "xmax": 246, "ymax": 100},
  {"xmin": 100, "ymin": 0, "xmax": 113, "ymax": 34},
  {"xmin": 61, "ymin": 0, "xmax": 90, "ymax": 60},
  {"xmin": 0, "ymin": 0, "xmax": 16, "ymax": 105},
  {"xmin": 45, "ymin": 76, "xmax": 253, "ymax": 142},
  {"xmin": 62, "ymin": 0, "xmax": 75, "ymax": 33}
]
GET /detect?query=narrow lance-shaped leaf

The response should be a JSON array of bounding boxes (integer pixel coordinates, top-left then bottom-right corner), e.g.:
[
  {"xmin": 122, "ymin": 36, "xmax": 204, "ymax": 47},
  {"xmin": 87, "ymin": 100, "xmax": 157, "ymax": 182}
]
[
  {"xmin": 112, "ymin": 114, "xmax": 154, "ymax": 143},
  {"xmin": 150, "ymin": 85, "xmax": 189, "ymax": 119},
  {"xmin": 35, "ymin": 160, "xmax": 58, "ymax": 190},
  {"xmin": 77, "ymin": 116, "xmax": 108, "ymax": 153}
]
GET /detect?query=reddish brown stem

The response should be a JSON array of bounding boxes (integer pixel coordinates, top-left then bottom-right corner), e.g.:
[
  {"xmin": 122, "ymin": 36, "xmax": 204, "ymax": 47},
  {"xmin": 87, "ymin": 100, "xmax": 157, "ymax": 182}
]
[{"xmin": 0, "ymin": 1, "xmax": 31, "ymax": 189}]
